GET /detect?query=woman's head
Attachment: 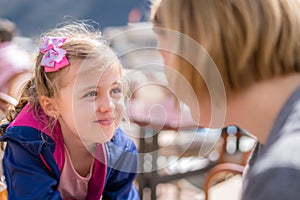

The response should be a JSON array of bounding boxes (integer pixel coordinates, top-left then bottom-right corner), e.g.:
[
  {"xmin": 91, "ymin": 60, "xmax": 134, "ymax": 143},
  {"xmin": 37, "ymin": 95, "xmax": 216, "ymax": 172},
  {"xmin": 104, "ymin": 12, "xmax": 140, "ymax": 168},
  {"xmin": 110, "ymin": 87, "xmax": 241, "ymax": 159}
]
[
  {"xmin": 151, "ymin": 0, "xmax": 300, "ymax": 127},
  {"xmin": 152, "ymin": 0, "xmax": 300, "ymax": 96}
]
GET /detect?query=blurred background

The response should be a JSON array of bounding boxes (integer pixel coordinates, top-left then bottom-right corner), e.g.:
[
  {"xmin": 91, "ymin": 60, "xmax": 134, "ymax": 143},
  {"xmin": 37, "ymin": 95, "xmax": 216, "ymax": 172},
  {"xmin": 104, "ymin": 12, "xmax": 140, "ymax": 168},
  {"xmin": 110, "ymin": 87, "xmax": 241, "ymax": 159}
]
[{"xmin": 0, "ymin": 0, "xmax": 150, "ymax": 37}]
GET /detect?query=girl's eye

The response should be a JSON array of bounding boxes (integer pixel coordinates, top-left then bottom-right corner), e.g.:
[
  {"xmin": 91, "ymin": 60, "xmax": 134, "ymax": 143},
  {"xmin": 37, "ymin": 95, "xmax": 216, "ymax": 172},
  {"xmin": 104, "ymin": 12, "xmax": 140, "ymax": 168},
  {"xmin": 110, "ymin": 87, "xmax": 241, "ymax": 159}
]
[
  {"xmin": 84, "ymin": 91, "xmax": 97, "ymax": 98},
  {"xmin": 111, "ymin": 87, "xmax": 122, "ymax": 97}
]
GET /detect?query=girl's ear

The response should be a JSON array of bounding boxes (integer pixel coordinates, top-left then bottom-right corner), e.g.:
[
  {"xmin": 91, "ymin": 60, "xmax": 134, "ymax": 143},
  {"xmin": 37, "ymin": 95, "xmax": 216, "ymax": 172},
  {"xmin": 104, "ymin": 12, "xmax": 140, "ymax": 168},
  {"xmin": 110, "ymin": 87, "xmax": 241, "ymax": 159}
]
[{"xmin": 39, "ymin": 96, "xmax": 59, "ymax": 118}]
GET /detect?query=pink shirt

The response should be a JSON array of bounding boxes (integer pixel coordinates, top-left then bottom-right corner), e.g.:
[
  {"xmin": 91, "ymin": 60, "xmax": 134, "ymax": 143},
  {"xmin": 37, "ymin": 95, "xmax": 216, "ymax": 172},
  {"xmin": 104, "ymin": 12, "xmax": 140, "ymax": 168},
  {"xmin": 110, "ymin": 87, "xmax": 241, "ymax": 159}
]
[{"xmin": 58, "ymin": 147, "xmax": 95, "ymax": 200}]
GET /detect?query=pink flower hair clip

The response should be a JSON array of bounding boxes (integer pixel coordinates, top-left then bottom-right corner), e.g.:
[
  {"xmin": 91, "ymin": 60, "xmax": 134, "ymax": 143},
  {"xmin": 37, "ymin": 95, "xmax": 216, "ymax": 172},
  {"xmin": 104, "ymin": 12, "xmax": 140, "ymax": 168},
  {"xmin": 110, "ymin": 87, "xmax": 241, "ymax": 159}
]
[{"xmin": 39, "ymin": 37, "xmax": 69, "ymax": 72}]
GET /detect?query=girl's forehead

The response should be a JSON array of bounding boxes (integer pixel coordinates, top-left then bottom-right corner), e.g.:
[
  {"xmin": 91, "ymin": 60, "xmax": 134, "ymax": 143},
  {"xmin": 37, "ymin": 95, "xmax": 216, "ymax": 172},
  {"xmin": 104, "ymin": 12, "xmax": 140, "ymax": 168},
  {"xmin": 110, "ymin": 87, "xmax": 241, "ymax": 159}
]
[
  {"xmin": 78, "ymin": 59, "xmax": 121, "ymax": 76},
  {"xmin": 74, "ymin": 59, "xmax": 121, "ymax": 84},
  {"xmin": 58, "ymin": 58, "xmax": 121, "ymax": 89}
]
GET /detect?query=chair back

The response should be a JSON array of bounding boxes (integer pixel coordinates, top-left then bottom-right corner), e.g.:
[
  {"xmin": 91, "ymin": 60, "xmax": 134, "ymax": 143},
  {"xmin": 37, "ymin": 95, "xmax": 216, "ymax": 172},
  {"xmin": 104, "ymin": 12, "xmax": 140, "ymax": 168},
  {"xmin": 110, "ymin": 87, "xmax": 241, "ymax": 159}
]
[
  {"xmin": 0, "ymin": 92, "xmax": 17, "ymax": 119},
  {"xmin": 203, "ymin": 125, "xmax": 257, "ymax": 200}
]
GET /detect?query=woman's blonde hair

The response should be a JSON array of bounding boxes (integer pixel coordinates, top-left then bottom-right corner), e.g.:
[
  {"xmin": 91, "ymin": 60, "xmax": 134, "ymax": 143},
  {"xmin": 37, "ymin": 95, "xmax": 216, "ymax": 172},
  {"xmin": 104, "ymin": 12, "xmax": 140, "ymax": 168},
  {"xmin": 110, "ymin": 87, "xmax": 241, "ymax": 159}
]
[{"xmin": 151, "ymin": 0, "xmax": 300, "ymax": 97}]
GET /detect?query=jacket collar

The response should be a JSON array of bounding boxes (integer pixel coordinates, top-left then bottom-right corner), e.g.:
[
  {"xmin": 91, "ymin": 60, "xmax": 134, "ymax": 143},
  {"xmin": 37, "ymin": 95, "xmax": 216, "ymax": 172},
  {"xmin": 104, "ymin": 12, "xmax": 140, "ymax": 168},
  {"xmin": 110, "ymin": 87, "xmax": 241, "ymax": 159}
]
[{"xmin": 8, "ymin": 103, "xmax": 107, "ymax": 198}]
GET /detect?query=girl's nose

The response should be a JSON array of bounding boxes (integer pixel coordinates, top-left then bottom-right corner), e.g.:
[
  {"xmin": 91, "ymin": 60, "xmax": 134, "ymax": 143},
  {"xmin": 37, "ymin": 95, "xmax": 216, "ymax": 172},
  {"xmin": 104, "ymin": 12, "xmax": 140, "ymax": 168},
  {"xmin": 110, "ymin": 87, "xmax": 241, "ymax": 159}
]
[{"xmin": 98, "ymin": 96, "xmax": 114, "ymax": 113}]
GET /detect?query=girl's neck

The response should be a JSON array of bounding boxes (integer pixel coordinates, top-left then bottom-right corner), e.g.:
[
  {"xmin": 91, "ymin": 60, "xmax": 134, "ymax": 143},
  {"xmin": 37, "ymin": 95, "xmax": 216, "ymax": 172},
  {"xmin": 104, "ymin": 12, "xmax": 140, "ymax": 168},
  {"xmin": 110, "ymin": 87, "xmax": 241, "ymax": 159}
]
[
  {"xmin": 64, "ymin": 138, "xmax": 95, "ymax": 177},
  {"xmin": 60, "ymin": 125, "xmax": 95, "ymax": 177}
]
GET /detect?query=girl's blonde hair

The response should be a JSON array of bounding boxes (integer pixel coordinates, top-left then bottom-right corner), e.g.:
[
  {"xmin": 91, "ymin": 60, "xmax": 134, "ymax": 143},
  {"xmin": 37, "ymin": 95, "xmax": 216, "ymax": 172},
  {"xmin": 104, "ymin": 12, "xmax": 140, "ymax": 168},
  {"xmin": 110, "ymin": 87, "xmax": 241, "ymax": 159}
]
[
  {"xmin": 151, "ymin": 0, "xmax": 300, "ymax": 97},
  {"xmin": 5, "ymin": 20, "xmax": 117, "ymax": 124}
]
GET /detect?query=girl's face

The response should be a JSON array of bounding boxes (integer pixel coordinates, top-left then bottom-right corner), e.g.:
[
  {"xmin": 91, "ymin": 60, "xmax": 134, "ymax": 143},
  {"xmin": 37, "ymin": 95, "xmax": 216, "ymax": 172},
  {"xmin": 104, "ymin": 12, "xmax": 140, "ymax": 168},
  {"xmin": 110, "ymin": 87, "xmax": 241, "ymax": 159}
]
[{"xmin": 55, "ymin": 59, "xmax": 124, "ymax": 146}]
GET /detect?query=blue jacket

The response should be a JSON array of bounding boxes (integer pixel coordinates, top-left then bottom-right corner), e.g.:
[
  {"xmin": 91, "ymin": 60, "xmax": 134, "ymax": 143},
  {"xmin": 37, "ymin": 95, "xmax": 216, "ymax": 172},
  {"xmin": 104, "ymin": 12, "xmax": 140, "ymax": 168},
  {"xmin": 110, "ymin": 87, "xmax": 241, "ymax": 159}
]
[{"xmin": 0, "ymin": 104, "xmax": 139, "ymax": 200}]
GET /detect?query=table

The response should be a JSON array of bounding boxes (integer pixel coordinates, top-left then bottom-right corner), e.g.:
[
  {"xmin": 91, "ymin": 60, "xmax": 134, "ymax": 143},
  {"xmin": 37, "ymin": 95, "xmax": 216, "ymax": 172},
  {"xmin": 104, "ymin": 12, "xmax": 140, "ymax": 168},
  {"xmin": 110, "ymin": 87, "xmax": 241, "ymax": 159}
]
[{"xmin": 127, "ymin": 98, "xmax": 220, "ymax": 200}]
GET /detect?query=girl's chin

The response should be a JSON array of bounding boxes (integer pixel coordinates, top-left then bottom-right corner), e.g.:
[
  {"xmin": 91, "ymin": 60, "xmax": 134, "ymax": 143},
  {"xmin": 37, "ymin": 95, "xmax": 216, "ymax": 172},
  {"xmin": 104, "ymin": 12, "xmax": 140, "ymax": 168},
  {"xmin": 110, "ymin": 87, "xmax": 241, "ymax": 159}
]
[
  {"xmin": 99, "ymin": 127, "xmax": 116, "ymax": 141},
  {"xmin": 102, "ymin": 133, "xmax": 114, "ymax": 142},
  {"xmin": 79, "ymin": 128, "xmax": 116, "ymax": 145},
  {"xmin": 81, "ymin": 136, "xmax": 113, "ymax": 147}
]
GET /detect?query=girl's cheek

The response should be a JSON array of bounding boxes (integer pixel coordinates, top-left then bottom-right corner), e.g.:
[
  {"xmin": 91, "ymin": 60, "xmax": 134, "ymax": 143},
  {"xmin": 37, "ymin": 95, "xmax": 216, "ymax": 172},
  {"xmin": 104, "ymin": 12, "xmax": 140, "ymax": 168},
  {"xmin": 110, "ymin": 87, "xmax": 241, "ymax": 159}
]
[{"xmin": 114, "ymin": 98, "xmax": 125, "ymax": 119}]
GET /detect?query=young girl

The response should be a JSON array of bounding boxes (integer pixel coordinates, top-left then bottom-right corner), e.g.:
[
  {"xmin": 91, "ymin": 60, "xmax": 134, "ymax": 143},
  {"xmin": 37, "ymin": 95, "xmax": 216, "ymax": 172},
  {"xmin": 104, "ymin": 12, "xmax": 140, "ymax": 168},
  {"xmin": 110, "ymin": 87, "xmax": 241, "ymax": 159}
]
[{"xmin": 0, "ymin": 20, "xmax": 139, "ymax": 200}]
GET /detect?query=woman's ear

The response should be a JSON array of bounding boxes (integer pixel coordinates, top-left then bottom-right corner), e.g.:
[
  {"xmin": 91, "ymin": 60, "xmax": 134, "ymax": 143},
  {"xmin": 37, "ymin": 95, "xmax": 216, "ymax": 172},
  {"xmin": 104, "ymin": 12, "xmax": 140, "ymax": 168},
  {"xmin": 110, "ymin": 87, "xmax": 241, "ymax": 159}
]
[{"xmin": 39, "ymin": 95, "xmax": 59, "ymax": 118}]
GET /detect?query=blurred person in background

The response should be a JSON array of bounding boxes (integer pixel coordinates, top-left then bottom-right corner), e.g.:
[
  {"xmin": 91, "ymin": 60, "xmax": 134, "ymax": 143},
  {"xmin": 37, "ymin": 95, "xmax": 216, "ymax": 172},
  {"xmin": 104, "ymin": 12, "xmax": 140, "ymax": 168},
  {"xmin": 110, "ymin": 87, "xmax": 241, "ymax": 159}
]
[{"xmin": 0, "ymin": 18, "xmax": 33, "ymax": 99}]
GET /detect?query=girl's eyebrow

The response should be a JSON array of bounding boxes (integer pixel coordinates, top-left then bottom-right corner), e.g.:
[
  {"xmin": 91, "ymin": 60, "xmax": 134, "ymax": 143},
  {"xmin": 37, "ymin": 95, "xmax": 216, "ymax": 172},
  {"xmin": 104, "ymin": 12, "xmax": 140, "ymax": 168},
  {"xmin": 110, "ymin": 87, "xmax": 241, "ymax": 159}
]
[
  {"xmin": 82, "ymin": 86, "xmax": 98, "ymax": 90},
  {"xmin": 77, "ymin": 80, "xmax": 122, "ymax": 92},
  {"xmin": 113, "ymin": 80, "xmax": 123, "ymax": 85}
]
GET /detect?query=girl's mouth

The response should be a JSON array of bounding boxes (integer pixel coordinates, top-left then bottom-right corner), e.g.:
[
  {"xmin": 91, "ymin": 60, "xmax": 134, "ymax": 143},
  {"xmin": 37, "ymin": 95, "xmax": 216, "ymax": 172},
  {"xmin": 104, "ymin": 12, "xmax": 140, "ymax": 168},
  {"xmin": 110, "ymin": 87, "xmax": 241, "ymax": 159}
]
[{"xmin": 97, "ymin": 118, "xmax": 114, "ymax": 126}]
